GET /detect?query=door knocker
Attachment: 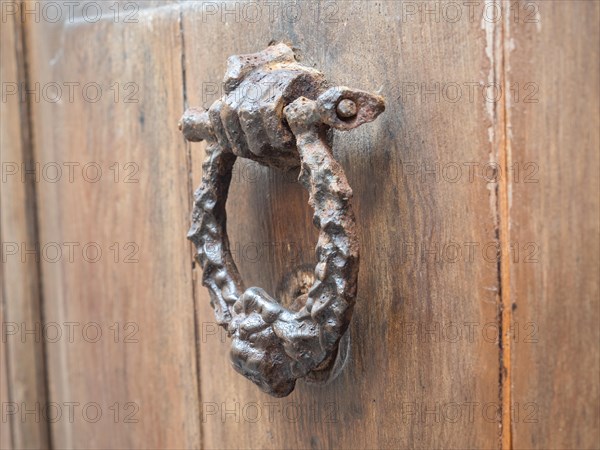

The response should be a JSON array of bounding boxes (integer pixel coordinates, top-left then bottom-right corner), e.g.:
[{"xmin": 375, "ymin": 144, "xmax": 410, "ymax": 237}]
[{"xmin": 179, "ymin": 43, "xmax": 385, "ymax": 397}]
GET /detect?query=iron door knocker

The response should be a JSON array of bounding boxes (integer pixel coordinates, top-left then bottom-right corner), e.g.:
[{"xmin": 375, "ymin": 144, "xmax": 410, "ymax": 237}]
[{"xmin": 179, "ymin": 43, "xmax": 385, "ymax": 397}]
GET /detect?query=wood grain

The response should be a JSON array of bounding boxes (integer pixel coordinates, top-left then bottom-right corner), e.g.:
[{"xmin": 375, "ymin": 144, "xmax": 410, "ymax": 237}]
[
  {"xmin": 182, "ymin": 1, "xmax": 501, "ymax": 448},
  {"xmin": 8, "ymin": 1, "xmax": 597, "ymax": 448},
  {"xmin": 0, "ymin": 12, "xmax": 49, "ymax": 450},
  {"xmin": 23, "ymin": 4, "xmax": 201, "ymax": 448},
  {"xmin": 506, "ymin": 2, "xmax": 600, "ymax": 448}
]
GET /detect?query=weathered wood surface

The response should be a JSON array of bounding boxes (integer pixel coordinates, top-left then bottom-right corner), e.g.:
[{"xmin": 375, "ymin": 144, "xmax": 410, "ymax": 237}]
[
  {"xmin": 1, "ymin": 12, "xmax": 49, "ymax": 450},
  {"xmin": 183, "ymin": 1, "xmax": 500, "ymax": 448},
  {"xmin": 3, "ymin": 1, "xmax": 597, "ymax": 449},
  {"xmin": 22, "ymin": 3, "xmax": 201, "ymax": 448},
  {"xmin": 507, "ymin": 2, "xmax": 600, "ymax": 449}
]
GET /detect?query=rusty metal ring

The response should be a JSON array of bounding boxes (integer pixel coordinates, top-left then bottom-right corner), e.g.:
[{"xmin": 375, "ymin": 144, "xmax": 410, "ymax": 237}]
[{"xmin": 180, "ymin": 44, "xmax": 385, "ymax": 397}]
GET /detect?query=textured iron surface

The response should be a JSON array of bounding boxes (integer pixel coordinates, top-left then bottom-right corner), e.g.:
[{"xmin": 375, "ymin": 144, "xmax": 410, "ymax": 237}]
[{"xmin": 180, "ymin": 43, "xmax": 385, "ymax": 397}]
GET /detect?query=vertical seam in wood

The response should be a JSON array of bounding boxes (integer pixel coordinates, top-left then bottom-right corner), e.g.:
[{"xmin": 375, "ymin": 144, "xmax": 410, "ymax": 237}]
[
  {"xmin": 0, "ymin": 256, "xmax": 15, "ymax": 450},
  {"xmin": 496, "ymin": 2, "xmax": 513, "ymax": 449},
  {"xmin": 14, "ymin": 7, "xmax": 53, "ymax": 449},
  {"xmin": 499, "ymin": 3, "xmax": 513, "ymax": 448},
  {"xmin": 178, "ymin": 4, "xmax": 204, "ymax": 449}
]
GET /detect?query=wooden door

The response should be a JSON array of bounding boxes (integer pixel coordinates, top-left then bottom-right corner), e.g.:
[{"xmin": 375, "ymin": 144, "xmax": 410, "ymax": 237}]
[{"xmin": 2, "ymin": 1, "xmax": 598, "ymax": 449}]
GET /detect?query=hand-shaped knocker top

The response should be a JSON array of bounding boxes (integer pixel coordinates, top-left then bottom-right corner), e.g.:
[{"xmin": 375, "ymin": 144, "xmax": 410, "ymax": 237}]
[{"xmin": 179, "ymin": 43, "xmax": 385, "ymax": 397}]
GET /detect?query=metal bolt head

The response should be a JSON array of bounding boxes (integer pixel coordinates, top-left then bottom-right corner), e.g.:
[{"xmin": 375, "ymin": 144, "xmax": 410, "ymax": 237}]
[{"xmin": 336, "ymin": 99, "xmax": 357, "ymax": 118}]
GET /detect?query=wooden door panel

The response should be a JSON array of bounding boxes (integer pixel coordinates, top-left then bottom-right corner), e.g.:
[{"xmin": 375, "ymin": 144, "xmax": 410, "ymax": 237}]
[
  {"xmin": 2, "ymin": 1, "xmax": 597, "ymax": 449},
  {"xmin": 1, "ymin": 12, "xmax": 49, "ymax": 449},
  {"xmin": 182, "ymin": 2, "xmax": 500, "ymax": 448},
  {"xmin": 23, "ymin": 4, "xmax": 200, "ymax": 448},
  {"xmin": 507, "ymin": 2, "xmax": 600, "ymax": 448}
]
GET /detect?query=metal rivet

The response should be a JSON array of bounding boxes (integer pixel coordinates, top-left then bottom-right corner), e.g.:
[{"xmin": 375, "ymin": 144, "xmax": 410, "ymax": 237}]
[{"xmin": 336, "ymin": 99, "xmax": 357, "ymax": 118}]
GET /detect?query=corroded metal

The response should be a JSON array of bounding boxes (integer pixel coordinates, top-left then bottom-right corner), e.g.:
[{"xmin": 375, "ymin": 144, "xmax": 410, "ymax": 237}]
[{"xmin": 180, "ymin": 43, "xmax": 385, "ymax": 397}]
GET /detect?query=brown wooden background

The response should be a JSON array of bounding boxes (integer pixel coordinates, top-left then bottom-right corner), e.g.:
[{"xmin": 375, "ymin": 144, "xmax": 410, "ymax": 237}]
[{"xmin": 1, "ymin": 1, "xmax": 598, "ymax": 449}]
